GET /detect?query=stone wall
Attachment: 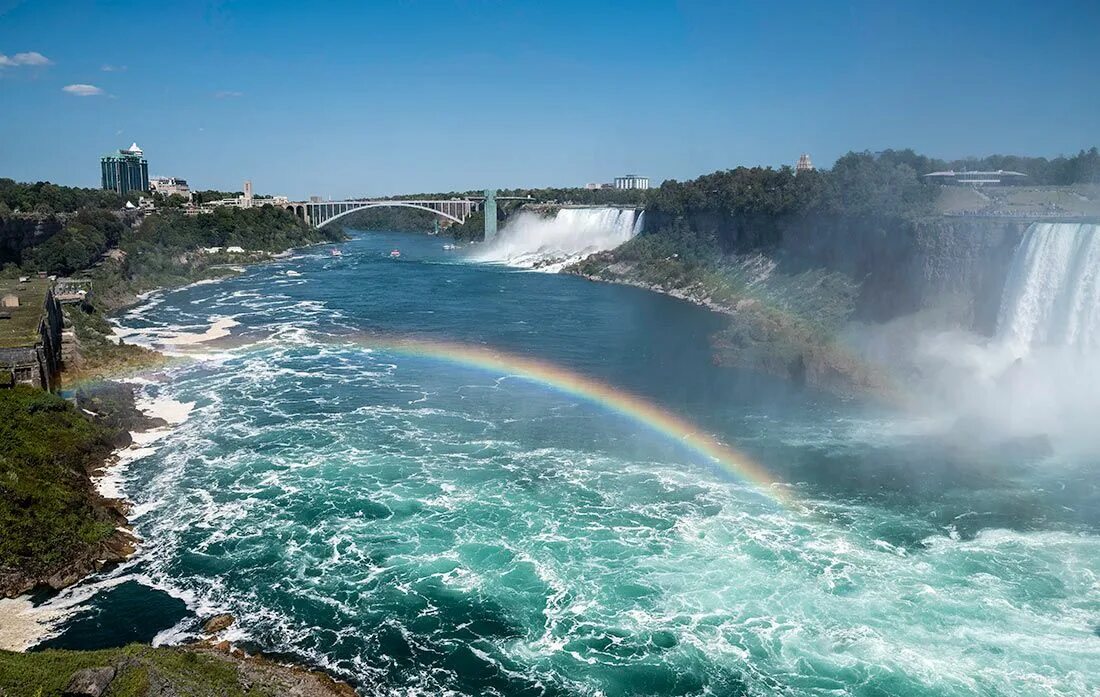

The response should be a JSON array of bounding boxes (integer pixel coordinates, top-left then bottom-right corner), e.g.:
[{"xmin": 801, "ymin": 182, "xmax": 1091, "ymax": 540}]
[{"xmin": 0, "ymin": 287, "xmax": 63, "ymax": 390}]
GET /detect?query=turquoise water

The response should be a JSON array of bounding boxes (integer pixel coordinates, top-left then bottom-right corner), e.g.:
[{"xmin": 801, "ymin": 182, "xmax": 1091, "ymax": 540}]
[{"xmin": 45, "ymin": 232, "xmax": 1099, "ymax": 695}]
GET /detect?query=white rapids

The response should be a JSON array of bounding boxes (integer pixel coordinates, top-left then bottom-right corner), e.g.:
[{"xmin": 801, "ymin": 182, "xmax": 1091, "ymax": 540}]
[{"xmin": 471, "ymin": 207, "xmax": 644, "ymax": 272}]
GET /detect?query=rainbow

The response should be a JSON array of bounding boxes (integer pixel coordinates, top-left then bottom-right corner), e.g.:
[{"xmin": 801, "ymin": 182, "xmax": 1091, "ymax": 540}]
[{"xmin": 353, "ymin": 336, "xmax": 790, "ymax": 505}]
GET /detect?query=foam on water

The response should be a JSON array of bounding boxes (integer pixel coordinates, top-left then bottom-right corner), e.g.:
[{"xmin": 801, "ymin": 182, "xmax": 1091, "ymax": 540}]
[
  {"xmin": 471, "ymin": 208, "xmax": 643, "ymax": 271},
  {"xmin": 33, "ymin": 233, "xmax": 1099, "ymax": 696}
]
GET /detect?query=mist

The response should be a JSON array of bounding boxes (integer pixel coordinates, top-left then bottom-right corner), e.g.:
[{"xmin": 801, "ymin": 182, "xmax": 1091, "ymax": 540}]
[{"xmin": 850, "ymin": 222, "xmax": 1100, "ymax": 455}]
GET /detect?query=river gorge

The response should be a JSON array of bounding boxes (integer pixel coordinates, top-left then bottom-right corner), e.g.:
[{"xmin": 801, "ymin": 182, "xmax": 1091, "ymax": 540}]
[{"xmin": 21, "ymin": 223, "xmax": 1100, "ymax": 696}]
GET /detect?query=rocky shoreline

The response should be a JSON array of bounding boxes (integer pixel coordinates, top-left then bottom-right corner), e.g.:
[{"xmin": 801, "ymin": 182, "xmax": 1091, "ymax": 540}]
[
  {"xmin": 0, "ymin": 383, "xmax": 162, "ymax": 601},
  {"xmin": 1, "ymin": 248, "xmax": 358, "ymax": 695},
  {"xmin": 564, "ymin": 265, "xmax": 740, "ymax": 316}
]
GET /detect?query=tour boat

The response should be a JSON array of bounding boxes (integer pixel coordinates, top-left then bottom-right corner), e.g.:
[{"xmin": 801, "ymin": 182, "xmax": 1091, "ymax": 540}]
[
  {"xmin": 330, "ymin": 249, "xmax": 342, "ymax": 257},
  {"xmin": 390, "ymin": 249, "xmax": 401, "ymax": 258}
]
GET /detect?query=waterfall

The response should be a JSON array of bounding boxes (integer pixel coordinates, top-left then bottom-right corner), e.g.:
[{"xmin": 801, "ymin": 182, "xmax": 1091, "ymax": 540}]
[
  {"xmin": 470, "ymin": 207, "xmax": 643, "ymax": 272},
  {"xmin": 996, "ymin": 223, "xmax": 1100, "ymax": 354}
]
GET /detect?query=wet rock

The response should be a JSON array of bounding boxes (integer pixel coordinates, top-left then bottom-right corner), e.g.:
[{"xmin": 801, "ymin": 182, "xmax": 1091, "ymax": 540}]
[
  {"xmin": 63, "ymin": 666, "xmax": 115, "ymax": 696},
  {"xmin": 202, "ymin": 613, "xmax": 235, "ymax": 634},
  {"xmin": 46, "ymin": 562, "xmax": 92, "ymax": 591}
]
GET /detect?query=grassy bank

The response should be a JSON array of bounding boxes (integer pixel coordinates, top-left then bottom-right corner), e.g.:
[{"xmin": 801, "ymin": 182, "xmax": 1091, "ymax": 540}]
[
  {"xmin": 0, "ymin": 387, "xmax": 127, "ymax": 597},
  {"xmin": 0, "ymin": 643, "xmax": 354, "ymax": 696}
]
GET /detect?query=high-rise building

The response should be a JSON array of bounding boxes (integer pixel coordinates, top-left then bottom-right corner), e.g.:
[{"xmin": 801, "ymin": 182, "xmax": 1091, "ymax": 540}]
[
  {"xmin": 796, "ymin": 153, "xmax": 814, "ymax": 173},
  {"xmin": 101, "ymin": 143, "xmax": 149, "ymax": 195},
  {"xmin": 614, "ymin": 174, "xmax": 649, "ymax": 190}
]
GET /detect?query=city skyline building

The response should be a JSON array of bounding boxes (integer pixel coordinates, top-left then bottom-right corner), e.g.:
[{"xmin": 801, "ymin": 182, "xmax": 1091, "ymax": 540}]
[{"xmin": 101, "ymin": 143, "xmax": 150, "ymax": 195}]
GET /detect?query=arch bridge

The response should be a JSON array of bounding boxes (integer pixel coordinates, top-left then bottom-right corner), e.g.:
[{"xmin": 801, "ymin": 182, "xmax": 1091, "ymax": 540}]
[
  {"xmin": 285, "ymin": 198, "xmax": 477, "ymax": 229},
  {"xmin": 285, "ymin": 190, "xmax": 533, "ymax": 241}
]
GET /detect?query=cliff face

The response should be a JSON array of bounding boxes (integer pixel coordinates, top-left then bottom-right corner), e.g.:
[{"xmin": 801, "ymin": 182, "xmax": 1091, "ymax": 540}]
[
  {"xmin": 905, "ymin": 218, "xmax": 1028, "ymax": 335},
  {"xmin": 642, "ymin": 210, "xmax": 1029, "ymax": 336},
  {"xmin": 0, "ymin": 215, "xmax": 63, "ymax": 266}
]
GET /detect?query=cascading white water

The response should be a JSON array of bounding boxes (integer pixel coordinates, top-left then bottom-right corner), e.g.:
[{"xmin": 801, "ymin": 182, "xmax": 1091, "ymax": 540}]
[
  {"xmin": 891, "ymin": 221, "xmax": 1100, "ymax": 452},
  {"xmin": 470, "ymin": 207, "xmax": 644, "ymax": 272},
  {"xmin": 997, "ymin": 222, "xmax": 1100, "ymax": 354}
]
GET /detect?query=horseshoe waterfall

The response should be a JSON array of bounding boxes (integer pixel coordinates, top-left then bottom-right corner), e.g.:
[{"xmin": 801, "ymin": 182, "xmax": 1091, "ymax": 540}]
[{"xmin": 997, "ymin": 222, "xmax": 1100, "ymax": 354}]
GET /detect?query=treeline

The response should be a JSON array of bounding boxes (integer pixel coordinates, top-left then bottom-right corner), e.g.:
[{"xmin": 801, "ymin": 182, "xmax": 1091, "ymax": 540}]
[
  {"xmin": 803, "ymin": 147, "xmax": 1100, "ymax": 185},
  {"xmin": 637, "ymin": 150, "xmax": 941, "ymax": 258},
  {"xmin": 130, "ymin": 206, "xmax": 327, "ymax": 256},
  {"xmin": 0, "ymin": 178, "xmax": 128, "ymax": 214},
  {"xmin": 192, "ymin": 189, "xmax": 242, "ymax": 205},
  {"xmin": 2, "ymin": 192, "xmax": 338, "ymax": 279},
  {"xmin": 18, "ymin": 209, "xmax": 128, "ymax": 275},
  {"xmin": 389, "ymin": 186, "xmax": 646, "ymax": 207},
  {"xmin": 937, "ymin": 147, "xmax": 1100, "ymax": 185},
  {"xmin": 86, "ymin": 206, "xmax": 344, "ymax": 308}
]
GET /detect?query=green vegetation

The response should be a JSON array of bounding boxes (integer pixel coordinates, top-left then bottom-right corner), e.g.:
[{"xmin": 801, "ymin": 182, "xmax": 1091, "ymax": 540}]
[
  {"xmin": 447, "ymin": 208, "xmax": 488, "ymax": 241},
  {"xmin": 80, "ymin": 206, "xmax": 342, "ymax": 309},
  {"xmin": 0, "ymin": 387, "xmax": 118, "ymax": 584},
  {"xmin": 1, "ymin": 180, "xmax": 344, "ymax": 306},
  {"xmin": 192, "ymin": 189, "xmax": 243, "ymax": 205},
  {"xmin": 0, "ymin": 645, "xmax": 275, "ymax": 696},
  {"xmin": 0, "ymin": 179, "xmax": 128, "ymax": 215},
  {"xmin": 937, "ymin": 146, "xmax": 1100, "ymax": 185},
  {"xmin": 66, "ymin": 303, "xmax": 165, "ymax": 382},
  {"xmin": 0, "ymin": 279, "xmax": 51, "ymax": 349},
  {"xmin": 19, "ymin": 209, "xmax": 127, "ymax": 275},
  {"xmin": 566, "ymin": 150, "xmax": 948, "ymax": 394}
]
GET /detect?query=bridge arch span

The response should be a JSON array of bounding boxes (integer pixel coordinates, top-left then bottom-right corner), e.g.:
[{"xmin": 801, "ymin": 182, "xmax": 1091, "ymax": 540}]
[{"xmin": 312, "ymin": 201, "xmax": 466, "ymax": 229}]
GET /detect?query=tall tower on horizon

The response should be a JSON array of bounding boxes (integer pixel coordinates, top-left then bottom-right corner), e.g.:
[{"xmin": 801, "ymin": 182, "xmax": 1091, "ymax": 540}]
[
  {"xmin": 796, "ymin": 153, "xmax": 815, "ymax": 173},
  {"xmin": 101, "ymin": 142, "xmax": 149, "ymax": 195}
]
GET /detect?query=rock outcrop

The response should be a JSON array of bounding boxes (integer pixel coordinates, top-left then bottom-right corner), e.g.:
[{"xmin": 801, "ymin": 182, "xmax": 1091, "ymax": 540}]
[
  {"xmin": 202, "ymin": 613, "xmax": 236, "ymax": 634},
  {"xmin": 62, "ymin": 667, "xmax": 116, "ymax": 697}
]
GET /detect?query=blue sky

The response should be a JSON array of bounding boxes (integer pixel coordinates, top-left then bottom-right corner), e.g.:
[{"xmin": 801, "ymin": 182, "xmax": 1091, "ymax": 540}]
[{"xmin": 1, "ymin": 0, "xmax": 1097, "ymax": 198}]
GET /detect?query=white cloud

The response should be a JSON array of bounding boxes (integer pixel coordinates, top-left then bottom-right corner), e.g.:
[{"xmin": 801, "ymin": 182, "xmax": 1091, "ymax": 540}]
[
  {"xmin": 13, "ymin": 51, "xmax": 51, "ymax": 65},
  {"xmin": 101, "ymin": 64, "xmax": 126, "ymax": 72},
  {"xmin": 62, "ymin": 83, "xmax": 104, "ymax": 96},
  {"xmin": 0, "ymin": 51, "xmax": 52, "ymax": 67},
  {"xmin": 213, "ymin": 90, "xmax": 243, "ymax": 98}
]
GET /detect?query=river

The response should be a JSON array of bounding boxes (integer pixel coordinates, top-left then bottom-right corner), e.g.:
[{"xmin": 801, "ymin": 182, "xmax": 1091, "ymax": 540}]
[{"xmin": 38, "ymin": 230, "xmax": 1099, "ymax": 696}]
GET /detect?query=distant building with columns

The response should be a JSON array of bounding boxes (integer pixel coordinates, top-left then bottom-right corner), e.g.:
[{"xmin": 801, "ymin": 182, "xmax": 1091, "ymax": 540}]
[
  {"xmin": 796, "ymin": 153, "xmax": 814, "ymax": 173},
  {"xmin": 614, "ymin": 174, "xmax": 649, "ymax": 190}
]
